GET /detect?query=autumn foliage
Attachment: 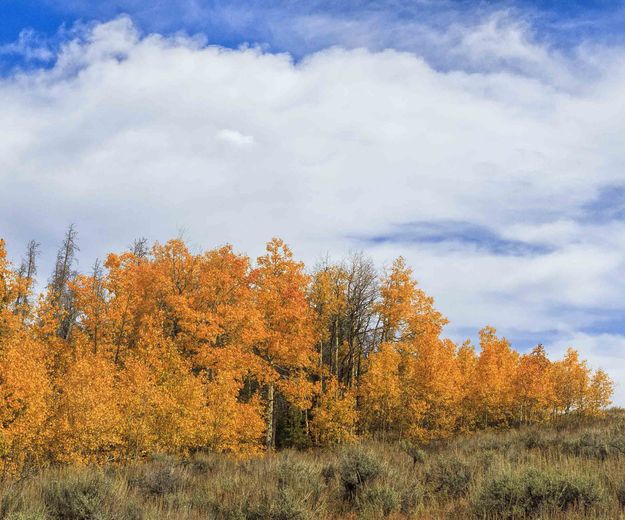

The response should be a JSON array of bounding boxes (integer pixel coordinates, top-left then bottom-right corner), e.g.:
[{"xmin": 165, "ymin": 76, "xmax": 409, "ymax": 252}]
[{"xmin": 0, "ymin": 233, "xmax": 613, "ymax": 473}]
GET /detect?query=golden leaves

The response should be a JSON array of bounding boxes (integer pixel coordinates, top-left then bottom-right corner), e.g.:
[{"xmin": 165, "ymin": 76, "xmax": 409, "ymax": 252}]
[{"xmin": 0, "ymin": 238, "xmax": 613, "ymax": 473}]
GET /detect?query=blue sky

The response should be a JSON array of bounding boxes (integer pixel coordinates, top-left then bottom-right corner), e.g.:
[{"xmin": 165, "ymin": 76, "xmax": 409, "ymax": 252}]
[
  {"xmin": 4, "ymin": 1, "xmax": 625, "ymax": 63},
  {"xmin": 2, "ymin": 0, "xmax": 625, "ymax": 400}
]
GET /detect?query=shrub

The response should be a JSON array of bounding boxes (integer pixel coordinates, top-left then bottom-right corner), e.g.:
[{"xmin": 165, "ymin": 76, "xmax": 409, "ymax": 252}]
[
  {"xmin": 474, "ymin": 436, "xmax": 512, "ymax": 453},
  {"xmin": 401, "ymin": 441, "xmax": 427, "ymax": 466},
  {"xmin": 338, "ymin": 447, "xmax": 383, "ymax": 500},
  {"xmin": 238, "ymin": 489, "xmax": 309, "ymax": 520},
  {"xmin": 202, "ymin": 495, "xmax": 248, "ymax": 520},
  {"xmin": 473, "ymin": 469, "xmax": 604, "ymax": 518},
  {"xmin": 555, "ymin": 474, "xmax": 604, "ymax": 510},
  {"xmin": 523, "ymin": 431, "xmax": 549, "ymax": 450},
  {"xmin": 41, "ymin": 471, "xmax": 116, "ymax": 520},
  {"xmin": 0, "ymin": 484, "xmax": 24, "ymax": 518},
  {"xmin": 127, "ymin": 458, "xmax": 189, "ymax": 496},
  {"xmin": 399, "ymin": 482, "xmax": 423, "ymax": 515},
  {"xmin": 473, "ymin": 472, "xmax": 532, "ymax": 519},
  {"xmin": 321, "ymin": 463, "xmax": 336, "ymax": 484},
  {"xmin": 561, "ymin": 432, "xmax": 616, "ymax": 460},
  {"xmin": 425, "ymin": 457, "xmax": 472, "ymax": 497},
  {"xmin": 357, "ymin": 483, "xmax": 401, "ymax": 517},
  {"xmin": 268, "ymin": 488, "xmax": 310, "ymax": 520},
  {"xmin": 276, "ymin": 458, "xmax": 325, "ymax": 513},
  {"xmin": 275, "ymin": 458, "xmax": 319, "ymax": 490},
  {"xmin": 5, "ymin": 514, "xmax": 47, "ymax": 520},
  {"xmin": 616, "ymin": 480, "xmax": 625, "ymax": 507},
  {"xmin": 187, "ymin": 452, "xmax": 217, "ymax": 474}
]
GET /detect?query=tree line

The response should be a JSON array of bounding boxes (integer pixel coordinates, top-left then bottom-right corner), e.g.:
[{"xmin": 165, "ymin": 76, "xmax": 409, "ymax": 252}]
[{"xmin": 0, "ymin": 227, "xmax": 613, "ymax": 473}]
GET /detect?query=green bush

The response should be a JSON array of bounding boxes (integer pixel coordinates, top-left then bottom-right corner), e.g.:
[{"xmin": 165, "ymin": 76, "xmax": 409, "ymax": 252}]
[
  {"xmin": 187, "ymin": 452, "xmax": 217, "ymax": 474},
  {"xmin": 615, "ymin": 480, "xmax": 625, "ymax": 507},
  {"xmin": 473, "ymin": 468, "xmax": 604, "ymax": 518},
  {"xmin": 560, "ymin": 432, "xmax": 618, "ymax": 460},
  {"xmin": 556, "ymin": 474, "xmax": 604, "ymax": 510},
  {"xmin": 401, "ymin": 441, "xmax": 427, "ymax": 466},
  {"xmin": 202, "ymin": 495, "xmax": 248, "ymax": 520},
  {"xmin": 321, "ymin": 463, "xmax": 336, "ymax": 484},
  {"xmin": 357, "ymin": 483, "xmax": 401, "ymax": 517},
  {"xmin": 231, "ymin": 489, "xmax": 309, "ymax": 520},
  {"xmin": 267, "ymin": 488, "xmax": 310, "ymax": 520},
  {"xmin": 127, "ymin": 458, "xmax": 189, "ymax": 496},
  {"xmin": 5, "ymin": 514, "xmax": 47, "ymax": 520},
  {"xmin": 275, "ymin": 458, "xmax": 319, "ymax": 490},
  {"xmin": 41, "ymin": 471, "xmax": 116, "ymax": 520},
  {"xmin": 0, "ymin": 483, "xmax": 25, "ymax": 518},
  {"xmin": 474, "ymin": 436, "xmax": 513, "ymax": 453},
  {"xmin": 425, "ymin": 456, "xmax": 472, "ymax": 497},
  {"xmin": 338, "ymin": 447, "xmax": 383, "ymax": 500},
  {"xmin": 523, "ymin": 431, "xmax": 549, "ymax": 450},
  {"xmin": 400, "ymin": 482, "xmax": 423, "ymax": 515}
]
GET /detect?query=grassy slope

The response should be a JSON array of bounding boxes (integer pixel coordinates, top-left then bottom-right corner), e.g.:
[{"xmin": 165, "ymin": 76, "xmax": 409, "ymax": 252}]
[{"xmin": 3, "ymin": 410, "xmax": 625, "ymax": 519}]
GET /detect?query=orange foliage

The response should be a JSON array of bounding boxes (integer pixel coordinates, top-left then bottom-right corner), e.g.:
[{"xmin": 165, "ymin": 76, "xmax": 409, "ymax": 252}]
[
  {"xmin": 0, "ymin": 236, "xmax": 614, "ymax": 472},
  {"xmin": 310, "ymin": 378, "xmax": 357, "ymax": 445}
]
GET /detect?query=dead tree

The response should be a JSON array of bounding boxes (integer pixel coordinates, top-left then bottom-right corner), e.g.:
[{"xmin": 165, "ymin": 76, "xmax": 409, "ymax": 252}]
[
  {"xmin": 49, "ymin": 224, "xmax": 80, "ymax": 341},
  {"xmin": 15, "ymin": 239, "xmax": 40, "ymax": 315}
]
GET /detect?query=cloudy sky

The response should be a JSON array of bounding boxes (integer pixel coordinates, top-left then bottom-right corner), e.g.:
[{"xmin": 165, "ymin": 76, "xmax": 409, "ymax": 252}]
[{"xmin": 2, "ymin": 1, "xmax": 625, "ymax": 402}]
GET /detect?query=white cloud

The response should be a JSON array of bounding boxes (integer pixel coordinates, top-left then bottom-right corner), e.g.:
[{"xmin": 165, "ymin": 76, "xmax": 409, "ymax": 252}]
[
  {"xmin": 2, "ymin": 16, "xmax": 625, "ymax": 400},
  {"xmin": 0, "ymin": 29, "xmax": 55, "ymax": 62},
  {"xmin": 216, "ymin": 129, "xmax": 256, "ymax": 147}
]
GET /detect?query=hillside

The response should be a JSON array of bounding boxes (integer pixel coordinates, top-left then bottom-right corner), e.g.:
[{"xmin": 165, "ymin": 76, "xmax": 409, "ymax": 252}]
[{"xmin": 2, "ymin": 410, "xmax": 625, "ymax": 519}]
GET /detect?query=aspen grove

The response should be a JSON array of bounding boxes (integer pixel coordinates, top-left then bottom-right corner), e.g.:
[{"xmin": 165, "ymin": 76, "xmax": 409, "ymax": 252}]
[{"xmin": 0, "ymin": 229, "xmax": 613, "ymax": 474}]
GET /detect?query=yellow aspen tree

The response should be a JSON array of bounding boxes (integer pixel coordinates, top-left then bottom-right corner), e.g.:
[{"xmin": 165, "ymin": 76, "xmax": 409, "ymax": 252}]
[
  {"xmin": 456, "ymin": 340, "xmax": 479, "ymax": 432},
  {"xmin": 310, "ymin": 377, "xmax": 357, "ymax": 445},
  {"xmin": 513, "ymin": 345, "xmax": 554, "ymax": 424},
  {"xmin": 101, "ymin": 241, "xmax": 268, "ymax": 455},
  {"xmin": 0, "ymin": 240, "xmax": 18, "ymax": 332},
  {"xmin": 585, "ymin": 369, "xmax": 613, "ymax": 415},
  {"xmin": 372, "ymin": 257, "xmax": 454, "ymax": 440},
  {"xmin": 473, "ymin": 327, "xmax": 519, "ymax": 428},
  {"xmin": 377, "ymin": 257, "xmax": 447, "ymax": 343},
  {"xmin": 48, "ymin": 350, "xmax": 121, "ymax": 465},
  {"xmin": 358, "ymin": 343, "xmax": 403, "ymax": 438},
  {"xmin": 402, "ymin": 338, "xmax": 463, "ymax": 441},
  {"xmin": 202, "ymin": 371, "xmax": 266, "ymax": 454},
  {"xmin": 117, "ymin": 340, "xmax": 206, "ymax": 457},
  {"xmin": 309, "ymin": 263, "xmax": 348, "ymax": 387},
  {"xmin": 552, "ymin": 348, "xmax": 590, "ymax": 415},
  {"xmin": 101, "ymin": 250, "xmax": 150, "ymax": 365},
  {"xmin": 0, "ymin": 241, "xmax": 51, "ymax": 474},
  {"xmin": 0, "ymin": 328, "xmax": 51, "ymax": 474},
  {"xmin": 253, "ymin": 238, "xmax": 316, "ymax": 449}
]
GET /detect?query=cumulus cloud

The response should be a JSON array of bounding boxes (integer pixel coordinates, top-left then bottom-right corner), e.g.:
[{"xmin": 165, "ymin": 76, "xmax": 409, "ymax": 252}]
[
  {"xmin": 0, "ymin": 29, "xmax": 55, "ymax": 62},
  {"xmin": 1, "ymin": 15, "xmax": 625, "ymax": 399},
  {"xmin": 216, "ymin": 129, "xmax": 256, "ymax": 147}
]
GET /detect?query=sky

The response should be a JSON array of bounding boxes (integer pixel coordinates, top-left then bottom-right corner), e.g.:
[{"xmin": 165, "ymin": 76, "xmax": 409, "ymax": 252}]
[{"xmin": 2, "ymin": 0, "xmax": 625, "ymax": 402}]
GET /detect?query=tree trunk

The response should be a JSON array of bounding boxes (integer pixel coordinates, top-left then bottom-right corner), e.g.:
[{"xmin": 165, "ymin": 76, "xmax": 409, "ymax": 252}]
[
  {"xmin": 304, "ymin": 409, "xmax": 309, "ymax": 436},
  {"xmin": 319, "ymin": 341, "xmax": 324, "ymax": 390},
  {"xmin": 265, "ymin": 383, "xmax": 275, "ymax": 449},
  {"xmin": 334, "ymin": 317, "xmax": 339, "ymax": 379}
]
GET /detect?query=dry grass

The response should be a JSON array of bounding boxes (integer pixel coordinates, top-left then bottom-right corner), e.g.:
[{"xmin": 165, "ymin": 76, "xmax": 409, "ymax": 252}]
[{"xmin": 3, "ymin": 410, "xmax": 625, "ymax": 519}]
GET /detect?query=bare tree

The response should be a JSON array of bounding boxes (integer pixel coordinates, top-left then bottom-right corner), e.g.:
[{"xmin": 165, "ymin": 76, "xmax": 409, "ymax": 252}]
[
  {"xmin": 340, "ymin": 252, "xmax": 379, "ymax": 387},
  {"xmin": 15, "ymin": 239, "xmax": 40, "ymax": 314},
  {"xmin": 310, "ymin": 251, "xmax": 382, "ymax": 389},
  {"xmin": 88, "ymin": 259, "xmax": 107, "ymax": 354},
  {"xmin": 50, "ymin": 224, "xmax": 80, "ymax": 340},
  {"xmin": 130, "ymin": 237, "xmax": 149, "ymax": 258}
]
